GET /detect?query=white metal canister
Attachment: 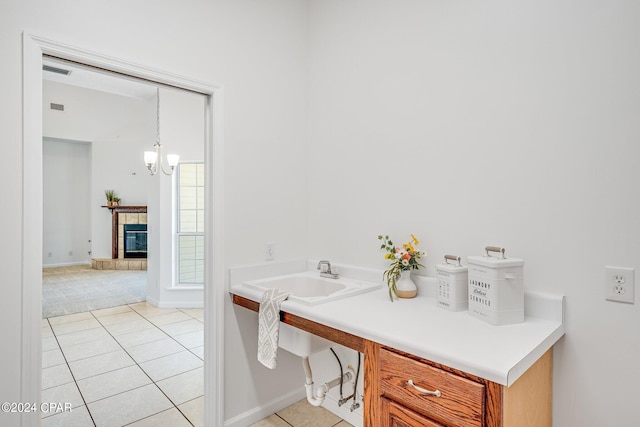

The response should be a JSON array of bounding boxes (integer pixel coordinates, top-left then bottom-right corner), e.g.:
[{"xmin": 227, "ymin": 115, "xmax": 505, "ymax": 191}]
[
  {"xmin": 467, "ymin": 246, "xmax": 524, "ymax": 326},
  {"xmin": 436, "ymin": 255, "xmax": 468, "ymax": 312}
]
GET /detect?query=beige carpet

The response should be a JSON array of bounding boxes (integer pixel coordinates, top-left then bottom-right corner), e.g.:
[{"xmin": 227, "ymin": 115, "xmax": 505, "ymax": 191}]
[{"xmin": 42, "ymin": 265, "xmax": 146, "ymax": 319}]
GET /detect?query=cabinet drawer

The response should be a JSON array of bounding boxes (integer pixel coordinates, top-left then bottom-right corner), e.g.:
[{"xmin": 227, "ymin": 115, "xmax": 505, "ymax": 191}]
[
  {"xmin": 382, "ymin": 398, "xmax": 445, "ymax": 427},
  {"xmin": 379, "ymin": 348, "xmax": 485, "ymax": 427}
]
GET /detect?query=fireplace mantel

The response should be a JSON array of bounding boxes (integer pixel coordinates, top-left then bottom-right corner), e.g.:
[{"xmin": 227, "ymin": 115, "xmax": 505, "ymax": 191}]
[
  {"xmin": 102, "ymin": 206, "xmax": 148, "ymax": 259},
  {"xmin": 102, "ymin": 205, "xmax": 148, "ymax": 213}
]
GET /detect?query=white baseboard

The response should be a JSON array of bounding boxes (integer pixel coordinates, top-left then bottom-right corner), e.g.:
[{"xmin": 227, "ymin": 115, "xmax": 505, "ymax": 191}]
[
  {"xmin": 43, "ymin": 261, "xmax": 91, "ymax": 268},
  {"xmin": 224, "ymin": 389, "xmax": 306, "ymax": 427},
  {"xmin": 145, "ymin": 295, "xmax": 203, "ymax": 309}
]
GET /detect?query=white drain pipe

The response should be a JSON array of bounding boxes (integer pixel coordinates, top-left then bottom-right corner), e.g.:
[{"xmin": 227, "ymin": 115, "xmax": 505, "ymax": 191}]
[{"xmin": 302, "ymin": 356, "xmax": 353, "ymax": 407}]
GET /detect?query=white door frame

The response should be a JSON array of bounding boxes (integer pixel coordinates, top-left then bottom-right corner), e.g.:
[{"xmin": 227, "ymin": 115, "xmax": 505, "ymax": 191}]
[{"xmin": 22, "ymin": 32, "xmax": 225, "ymax": 427}]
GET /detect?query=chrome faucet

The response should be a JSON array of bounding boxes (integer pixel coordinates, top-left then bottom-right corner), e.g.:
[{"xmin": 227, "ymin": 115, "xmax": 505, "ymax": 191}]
[{"xmin": 317, "ymin": 260, "xmax": 339, "ymax": 279}]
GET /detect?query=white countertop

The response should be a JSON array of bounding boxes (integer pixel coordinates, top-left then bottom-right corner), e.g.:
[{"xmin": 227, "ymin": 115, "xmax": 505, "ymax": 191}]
[{"xmin": 230, "ymin": 262, "xmax": 565, "ymax": 387}]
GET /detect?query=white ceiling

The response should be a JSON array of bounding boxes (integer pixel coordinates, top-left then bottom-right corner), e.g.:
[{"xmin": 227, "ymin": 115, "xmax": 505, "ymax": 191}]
[{"xmin": 42, "ymin": 58, "xmax": 157, "ymax": 100}]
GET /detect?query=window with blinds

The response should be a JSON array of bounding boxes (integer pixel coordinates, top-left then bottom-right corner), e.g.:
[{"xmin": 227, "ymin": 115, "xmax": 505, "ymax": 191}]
[{"xmin": 176, "ymin": 162, "xmax": 204, "ymax": 286}]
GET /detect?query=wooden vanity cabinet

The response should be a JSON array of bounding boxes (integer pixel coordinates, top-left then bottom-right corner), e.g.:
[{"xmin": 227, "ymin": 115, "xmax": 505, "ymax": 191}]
[
  {"xmin": 230, "ymin": 294, "xmax": 553, "ymax": 427},
  {"xmin": 364, "ymin": 341, "xmax": 552, "ymax": 427}
]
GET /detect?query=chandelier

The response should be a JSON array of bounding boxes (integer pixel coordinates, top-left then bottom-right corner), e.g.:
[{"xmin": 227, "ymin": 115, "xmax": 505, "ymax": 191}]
[{"xmin": 144, "ymin": 88, "xmax": 179, "ymax": 175}]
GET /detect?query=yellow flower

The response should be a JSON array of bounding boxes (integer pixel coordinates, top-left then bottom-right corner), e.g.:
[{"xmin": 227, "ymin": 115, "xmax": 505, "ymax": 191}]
[
  {"xmin": 403, "ymin": 241, "xmax": 415, "ymax": 253},
  {"xmin": 411, "ymin": 234, "xmax": 419, "ymax": 245}
]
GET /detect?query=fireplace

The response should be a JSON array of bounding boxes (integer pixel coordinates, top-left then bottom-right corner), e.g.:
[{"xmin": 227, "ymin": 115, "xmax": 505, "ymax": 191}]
[
  {"xmin": 123, "ymin": 224, "xmax": 148, "ymax": 258},
  {"xmin": 93, "ymin": 205, "xmax": 148, "ymax": 270}
]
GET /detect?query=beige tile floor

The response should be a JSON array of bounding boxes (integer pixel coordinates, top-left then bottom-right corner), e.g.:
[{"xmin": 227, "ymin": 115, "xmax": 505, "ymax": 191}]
[
  {"xmin": 42, "ymin": 302, "xmax": 204, "ymax": 426},
  {"xmin": 43, "ymin": 301, "xmax": 352, "ymax": 427},
  {"xmin": 251, "ymin": 399, "xmax": 354, "ymax": 427}
]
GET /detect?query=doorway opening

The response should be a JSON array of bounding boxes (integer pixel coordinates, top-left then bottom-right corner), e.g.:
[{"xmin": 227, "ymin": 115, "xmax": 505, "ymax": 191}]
[
  {"xmin": 23, "ymin": 33, "xmax": 224, "ymax": 427},
  {"xmin": 41, "ymin": 57, "xmax": 205, "ymax": 425}
]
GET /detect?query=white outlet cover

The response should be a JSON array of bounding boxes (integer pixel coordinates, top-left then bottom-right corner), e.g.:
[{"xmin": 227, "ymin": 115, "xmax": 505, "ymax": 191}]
[{"xmin": 605, "ymin": 266, "xmax": 635, "ymax": 304}]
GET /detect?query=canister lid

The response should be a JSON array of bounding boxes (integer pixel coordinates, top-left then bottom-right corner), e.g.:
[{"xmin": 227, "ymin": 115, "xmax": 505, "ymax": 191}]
[
  {"xmin": 467, "ymin": 255, "xmax": 524, "ymax": 268},
  {"xmin": 436, "ymin": 255, "xmax": 468, "ymax": 273},
  {"xmin": 436, "ymin": 263, "xmax": 468, "ymax": 273}
]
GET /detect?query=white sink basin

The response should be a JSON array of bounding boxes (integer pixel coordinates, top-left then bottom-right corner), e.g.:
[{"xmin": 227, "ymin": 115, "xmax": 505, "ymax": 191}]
[
  {"xmin": 243, "ymin": 272, "xmax": 380, "ymax": 356},
  {"xmin": 278, "ymin": 323, "xmax": 334, "ymax": 357},
  {"xmin": 244, "ymin": 272, "xmax": 380, "ymax": 306}
]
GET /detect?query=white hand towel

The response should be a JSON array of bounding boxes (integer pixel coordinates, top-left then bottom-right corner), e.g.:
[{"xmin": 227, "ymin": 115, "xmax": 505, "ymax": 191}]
[{"xmin": 258, "ymin": 288, "xmax": 290, "ymax": 369}]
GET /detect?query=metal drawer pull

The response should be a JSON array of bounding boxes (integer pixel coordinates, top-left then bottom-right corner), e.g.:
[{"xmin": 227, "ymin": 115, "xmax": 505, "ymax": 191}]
[{"xmin": 407, "ymin": 379, "xmax": 441, "ymax": 397}]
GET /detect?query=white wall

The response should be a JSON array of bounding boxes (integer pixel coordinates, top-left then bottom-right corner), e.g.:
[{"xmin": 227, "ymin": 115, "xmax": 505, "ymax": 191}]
[
  {"xmin": 42, "ymin": 138, "xmax": 91, "ymax": 267},
  {"xmin": 306, "ymin": 1, "xmax": 640, "ymax": 426},
  {"xmin": 146, "ymin": 87, "xmax": 206, "ymax": 308},
  {"xmin": 43, "ymin": 80, "xmax": 154, "ymax": 259},
  {"xmin": 213, "ymin": 1, "xmax": 312, "ymax": 420},
  {"xmin": 1, "ymin": 0, "xmax": 309, "ymax": 424}
]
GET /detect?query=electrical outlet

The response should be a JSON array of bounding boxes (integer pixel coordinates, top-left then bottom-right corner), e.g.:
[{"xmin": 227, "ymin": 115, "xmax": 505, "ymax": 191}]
[
  {"xmin": 605, "ymin": 266, "xmax": 634, "ymax": 304},
  {"xmin": 265, "ymin": 242, "xmax": 275, "ymax": 261}
]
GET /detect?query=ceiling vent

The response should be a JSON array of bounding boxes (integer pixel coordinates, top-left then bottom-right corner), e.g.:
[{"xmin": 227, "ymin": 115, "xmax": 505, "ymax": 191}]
[
  {"xmin": 43, "ymin": 64, "xmax": 71, "ymax": 76},
  {"xmin": 50, "ymin": 103, "xmax": 64, "ymax": 111}
]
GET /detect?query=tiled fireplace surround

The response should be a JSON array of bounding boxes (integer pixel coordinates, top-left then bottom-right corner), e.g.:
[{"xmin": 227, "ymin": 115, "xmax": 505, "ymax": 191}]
[{"xmin": 92, "ymin": 206, "xmax": 148, "ymax": 271}]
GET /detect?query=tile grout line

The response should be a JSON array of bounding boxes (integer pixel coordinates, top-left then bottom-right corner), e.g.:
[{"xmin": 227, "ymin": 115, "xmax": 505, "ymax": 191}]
[
  {"xmin": 46, "ymin": 272, "xmax": 344, "ymax": 427},
  {"xmin": 45, "ymin": 303, "xmax": 204, "ymax": 426},
  {"xmin": 48, "ymin": 304, "xmax": 352, "ymax": 427},
  {"xmin": 48, "ymin": 310, "xmax": 203, "ymax": 379},
  {"xmin": 129, "ymin": 307, "xmax": 205, "ymax": 362},
  {"xmin": 137, "ymin": 306, "xmax": 204, "ymax": 425},
  {"xmin": 125, "ymin": 306, "xmax": 203, "ymax": 426},
  {"xmin": 46, "ymin": 317, "xmax": 98, "ymax": 427},
  {"xmin": 90, "ymin": 305, "xmax": 198, "ymax": 425},
  {"xmin": 274, "ymin": 413, "xmax": 295, "ymax": 426}
]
